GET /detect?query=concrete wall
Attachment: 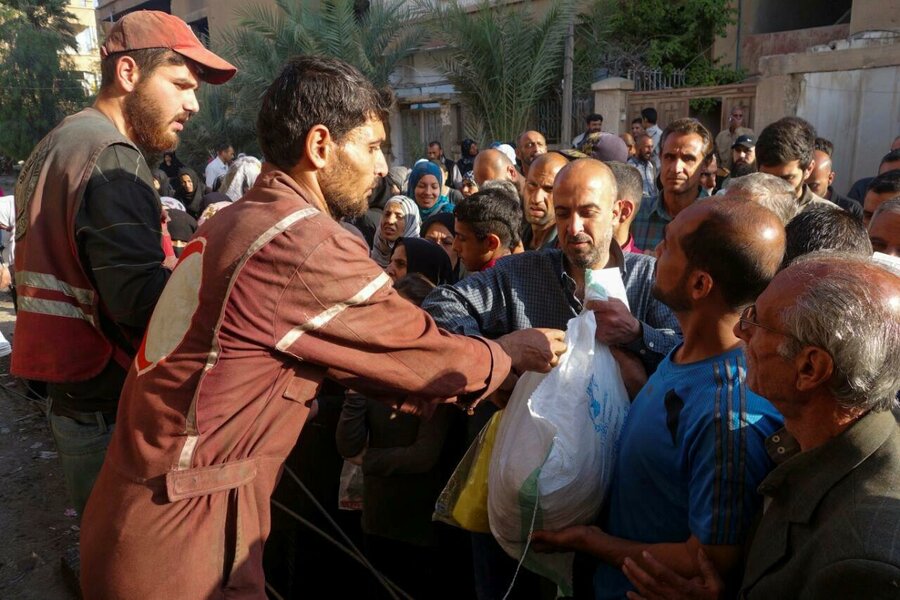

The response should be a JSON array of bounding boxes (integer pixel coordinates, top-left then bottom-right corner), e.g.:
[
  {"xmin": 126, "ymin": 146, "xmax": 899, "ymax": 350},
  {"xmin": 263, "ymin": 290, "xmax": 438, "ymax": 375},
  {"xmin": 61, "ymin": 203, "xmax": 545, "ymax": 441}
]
[
  {"xmin": 591, "ymin": 78, "xmax": 634, "ymax": 135},
  {"xmin": 850, "ymin": 0, "xmax": 900, "ymax": 35},
  {"xmin": 741, "ymin": 25, "xmax": 850, "ymax": 76},
  {"xmin": 797, "ymin": 67, "xmax": 900, "ymax": 193},
  {"xmin": 755, "ymin": 38, "xmax": 900, "ymax": 190}
]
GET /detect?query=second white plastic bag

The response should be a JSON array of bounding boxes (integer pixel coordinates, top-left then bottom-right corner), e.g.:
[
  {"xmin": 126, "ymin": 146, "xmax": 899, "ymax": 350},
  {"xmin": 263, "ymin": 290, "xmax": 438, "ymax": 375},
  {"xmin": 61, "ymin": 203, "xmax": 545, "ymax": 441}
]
[{"xmin": 487, "ymin": 268, "xmax": 631, "ymax": 594}]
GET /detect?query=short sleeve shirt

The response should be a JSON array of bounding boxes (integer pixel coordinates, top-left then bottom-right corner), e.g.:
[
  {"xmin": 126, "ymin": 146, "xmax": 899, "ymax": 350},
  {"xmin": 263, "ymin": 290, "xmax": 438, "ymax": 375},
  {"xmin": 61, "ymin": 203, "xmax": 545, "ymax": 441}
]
[{"xmin": 593, "ymin": 345, "xmax": 783, "ymax": 599}]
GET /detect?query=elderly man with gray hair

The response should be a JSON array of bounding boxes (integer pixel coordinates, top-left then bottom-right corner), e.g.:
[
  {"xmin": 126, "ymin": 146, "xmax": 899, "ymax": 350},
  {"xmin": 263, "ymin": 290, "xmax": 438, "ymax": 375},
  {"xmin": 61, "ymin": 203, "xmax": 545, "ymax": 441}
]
[
  {"xmin": 869, "ymin": 197, "xmax": 900, "ymax": 257},
  {"xmin": 722, "ymin": 172, "xmax": 797, "ymax": 225},
  {"xmin": 622, "ymin": 252, "xmax": 900, "ymax": 600}
]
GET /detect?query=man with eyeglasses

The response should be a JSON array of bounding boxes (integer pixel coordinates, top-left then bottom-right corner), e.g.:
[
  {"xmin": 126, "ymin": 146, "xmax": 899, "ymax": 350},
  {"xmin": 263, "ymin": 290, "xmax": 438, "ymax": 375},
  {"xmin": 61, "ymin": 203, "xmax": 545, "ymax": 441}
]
[
  {"xmin": 531, "ymin": 196, "xmax": 785, "ymax": 599},
  {"xmin": 715, "ymin": 106, "xmax": 753, "ymax": 171},
  {"xmin": 620, "ymin": 253, "xmax": 900, "ymax": 600}
]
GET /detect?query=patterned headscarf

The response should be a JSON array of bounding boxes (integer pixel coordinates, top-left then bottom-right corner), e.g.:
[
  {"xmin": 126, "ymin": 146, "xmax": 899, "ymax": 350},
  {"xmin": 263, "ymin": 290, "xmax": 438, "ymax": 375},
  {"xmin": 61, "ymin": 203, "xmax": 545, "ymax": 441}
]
[{"xmin": 370, "ymin": 195, "xmax": 421, "ymax": 268}]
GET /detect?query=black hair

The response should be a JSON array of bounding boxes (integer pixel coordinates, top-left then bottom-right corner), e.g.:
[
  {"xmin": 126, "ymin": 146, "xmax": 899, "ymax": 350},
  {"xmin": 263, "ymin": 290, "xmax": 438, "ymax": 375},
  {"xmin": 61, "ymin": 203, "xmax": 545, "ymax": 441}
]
[
  {"xmin": 867, "ymin": 169, "xmax": 900, "ymax": 195},
  {"xmin": 640, "ymin": 107, "xmax": 658, "ymax": 124},
  {"xmin": 453, "ymin": 188, "xmax": 522, "ymax": 250},
  {"xmin": 215, "ymin": 141, "xmax": 233, "ymax": 154},
  {"xmin": 681, "ymin": 198, "xmax": 784, "ymax": 310},
  {"xmin": 660, "ymin": 118, "xmax": 713, "ymax": 158},
  {"xmin": 257, "ymin": 55, "xmax": 394, "ymax": 171},
  {"xmin": 586, "ymin": 113, "xmax": 603, "ymax": 123},
  {"xmin": 631, "ymin": 117, "xmax": 643, "ymax": 125},
  {"xmin": 783, "ymin": 205, "xmax": 872, "ymax": 267},
  {"xmin": 428, "ymin": 141, "xmax": 443, "ymax": 150},
  {"xmin": 879, "ymin": 149, "xmax": 900, "ymax": 167},
  {"xmin": 814, "ymin": 137, "xmax": 834, "ymax": 157},
  {"xmin": 100, "ymin": 48, "xmax": 188, "ymax": 90},
  {"xmin": 756, "ymin": 117, "xmax": 816, "ymax": 170}
]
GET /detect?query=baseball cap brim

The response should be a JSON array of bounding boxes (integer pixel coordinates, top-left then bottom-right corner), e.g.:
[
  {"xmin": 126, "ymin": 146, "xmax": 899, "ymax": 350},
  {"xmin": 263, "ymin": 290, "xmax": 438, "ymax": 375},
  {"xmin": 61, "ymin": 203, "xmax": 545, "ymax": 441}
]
[{"xmin": 174, "ymin": 44, "xmax": 236, "ymax": 85}]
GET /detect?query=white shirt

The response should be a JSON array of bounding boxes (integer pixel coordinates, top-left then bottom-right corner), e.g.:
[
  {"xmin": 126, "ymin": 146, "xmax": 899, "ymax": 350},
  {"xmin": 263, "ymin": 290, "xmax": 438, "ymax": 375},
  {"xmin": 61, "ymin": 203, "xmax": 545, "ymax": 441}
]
[
  {"xmin": 0, "ymin": 195, "xmax": 15, "ymax": 264},
  {"xmin": 204, "ymin": 156, "xmax": 228, "ymax": 190}
]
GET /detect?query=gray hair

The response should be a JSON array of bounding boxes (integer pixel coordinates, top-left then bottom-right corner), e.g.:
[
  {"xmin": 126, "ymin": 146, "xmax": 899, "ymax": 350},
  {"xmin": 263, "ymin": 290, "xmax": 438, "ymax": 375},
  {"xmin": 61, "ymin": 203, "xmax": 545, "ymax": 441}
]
[
  {"xmin": 724, "ymin": 172, "xmax": 797, "ymax": 225},
  {"xmin": 871, "ymin": 196, "xmax": 900, "ymax": 222},
  {"xmin": 480, "ymin": 179, "xmax": 520, "ymax": 201},
  {"xmin": 777, "ymin": 252, "xmax": 900, "ymax": 413}
]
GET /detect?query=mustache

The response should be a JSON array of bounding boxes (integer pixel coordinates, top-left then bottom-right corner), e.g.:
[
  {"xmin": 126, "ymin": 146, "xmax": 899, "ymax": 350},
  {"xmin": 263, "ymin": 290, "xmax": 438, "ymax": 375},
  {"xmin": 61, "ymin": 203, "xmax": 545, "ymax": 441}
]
[{"xmin": 566, "ymin": 233, "xmax": 592, "ymax": 244}]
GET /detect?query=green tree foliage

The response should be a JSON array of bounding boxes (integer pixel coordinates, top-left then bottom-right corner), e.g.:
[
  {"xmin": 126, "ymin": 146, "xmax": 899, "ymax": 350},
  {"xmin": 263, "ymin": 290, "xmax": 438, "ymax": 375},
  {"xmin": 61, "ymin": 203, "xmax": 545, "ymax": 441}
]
[
  {"xmin": 0, "ymin": 0, "xmax": 88, "ymax": 160},
  {"xmin": 574, "ymin": 0, "xmax": 742, "ymax": 91},
  {"xmin": 423, "ymin": 0, "xmax": 575, "ymax": 143},
  {"xmin": 178, "ymin": 0, "xmax": 417, "ymax": 165}
]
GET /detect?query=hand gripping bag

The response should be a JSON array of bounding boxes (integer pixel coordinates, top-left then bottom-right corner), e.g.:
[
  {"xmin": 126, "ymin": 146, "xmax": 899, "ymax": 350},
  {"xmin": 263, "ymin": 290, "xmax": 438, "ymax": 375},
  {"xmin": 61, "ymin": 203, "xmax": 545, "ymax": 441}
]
[{"xmin": 487, "ymin": 268, "xmax": 631, "ymax": 594}]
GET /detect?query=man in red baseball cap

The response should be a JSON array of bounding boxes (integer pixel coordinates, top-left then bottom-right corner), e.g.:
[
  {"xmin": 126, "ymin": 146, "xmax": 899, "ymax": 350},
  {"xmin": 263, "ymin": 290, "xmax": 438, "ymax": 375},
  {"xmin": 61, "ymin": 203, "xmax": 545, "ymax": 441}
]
[{"xmin": 11, "ymin": 9, "xmax": 236, "ymax": 520}]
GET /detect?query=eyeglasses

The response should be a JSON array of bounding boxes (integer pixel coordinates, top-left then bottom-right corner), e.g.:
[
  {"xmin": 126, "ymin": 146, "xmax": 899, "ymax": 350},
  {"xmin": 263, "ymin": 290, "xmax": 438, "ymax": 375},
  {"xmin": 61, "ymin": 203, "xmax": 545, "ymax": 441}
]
[{"xmin": 738, "ymin": 304, "xmax": 791, "ymax": 337}]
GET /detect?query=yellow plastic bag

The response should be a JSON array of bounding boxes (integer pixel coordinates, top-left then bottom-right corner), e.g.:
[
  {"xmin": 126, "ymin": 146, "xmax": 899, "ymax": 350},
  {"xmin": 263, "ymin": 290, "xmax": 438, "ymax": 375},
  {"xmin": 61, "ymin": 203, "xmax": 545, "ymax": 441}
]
[{"xmin": 433, "ymin": 410, "xmax": 502, "ymax": 533}]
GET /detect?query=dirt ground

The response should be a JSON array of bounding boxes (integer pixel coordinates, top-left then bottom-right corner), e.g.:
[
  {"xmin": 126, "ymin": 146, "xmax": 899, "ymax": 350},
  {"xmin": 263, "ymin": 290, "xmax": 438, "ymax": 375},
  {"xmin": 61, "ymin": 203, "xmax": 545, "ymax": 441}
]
[{"xmin": 0, "ymin": 294, "xmax": 77, "ymax": 598}]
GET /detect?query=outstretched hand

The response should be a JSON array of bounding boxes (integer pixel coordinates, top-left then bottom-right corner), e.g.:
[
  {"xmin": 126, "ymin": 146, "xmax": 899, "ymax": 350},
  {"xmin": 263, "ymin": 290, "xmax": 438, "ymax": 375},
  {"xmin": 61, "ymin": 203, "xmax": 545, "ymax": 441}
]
[
  {"xmin": 497, "ymin": 328, "xmax": 566, "ymax": 374},
  {"xmin": 623, "ymin": 548, "xmax": 724, "ymax": 600}
]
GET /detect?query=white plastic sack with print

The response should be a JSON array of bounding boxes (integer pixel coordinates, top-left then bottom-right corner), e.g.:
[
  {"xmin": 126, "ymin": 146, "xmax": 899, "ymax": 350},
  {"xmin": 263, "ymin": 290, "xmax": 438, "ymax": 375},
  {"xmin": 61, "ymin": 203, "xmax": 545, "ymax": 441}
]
[{"xmin": 487, "ymin": 268, "xmax": 631, "ymax": 594}]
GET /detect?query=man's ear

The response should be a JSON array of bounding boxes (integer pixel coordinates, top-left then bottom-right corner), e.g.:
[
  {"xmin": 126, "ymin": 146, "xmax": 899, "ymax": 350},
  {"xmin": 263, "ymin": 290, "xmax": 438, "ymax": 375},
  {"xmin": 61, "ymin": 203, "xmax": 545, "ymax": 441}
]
[
  {"xmin": 485, "ymin": 233, "xmax": 502, "ymax": 254},
  {"xmin": 617, "ymin": 199, "xmax": 635, "ymax": 223},
  {"xmin": 803, "ymin": 159, "xmax": 816, "ymax": 183},
  {"xmin": 827, "ymin": 171, "xmax": 835, "ymax": 187},
  {"xmin": 689, "ymin": 270, "xmax": 713, "ymax": 301},
  {"xmin": 304, "ymin": 124, "xmax": 333, "ymax": 170},
  {"xmin": 795, "ymin": 346, "xmax": 834, "ymax": 392},
  {"xmin": 115, "ymin": 55, "xmax": 141, "ymax": 93}
]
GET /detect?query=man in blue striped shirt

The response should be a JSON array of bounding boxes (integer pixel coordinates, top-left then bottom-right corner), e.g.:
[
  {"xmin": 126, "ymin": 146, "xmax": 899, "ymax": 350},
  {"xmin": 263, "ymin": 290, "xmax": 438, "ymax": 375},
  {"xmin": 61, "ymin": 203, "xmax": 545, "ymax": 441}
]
[{"xmin": 531, "ymin": 196, "xmax": 786, "ymax": 599}]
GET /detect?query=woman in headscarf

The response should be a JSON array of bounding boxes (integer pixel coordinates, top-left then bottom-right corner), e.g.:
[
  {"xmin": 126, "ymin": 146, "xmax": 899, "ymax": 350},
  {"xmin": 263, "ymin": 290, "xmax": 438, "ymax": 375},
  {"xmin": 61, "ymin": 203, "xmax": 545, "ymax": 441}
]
[
  {"xmin": 158, "ymin": 151, "xmax": 183, "ymax": 179},
  {"xmin": 370, "ymin": 195, "xmax": 420, "ymax": 268},
  {"xmin": 408, "ymin": 161, "xmax": 453, "ymax": 220},
  {"xmin": 175, "ymin": 167, "xmax": 205, "ymax": 216},
  {"xmin": 460, "ymin": 171, "xmax": 479, "ymax": 199},
  {"xmin": 386, "ymin": 237, "xmax": 454, "ymax": 285},
  {"xmin": 420, "ymin": 212, "xmax": 465, "ymax": 281},
  {"xmin": 151, "ymin": 169, "xmax": 176, "ymax": 198},
  {"xmin": 457, "ymin": 139, "xmax": 478, "ymax": 176}
]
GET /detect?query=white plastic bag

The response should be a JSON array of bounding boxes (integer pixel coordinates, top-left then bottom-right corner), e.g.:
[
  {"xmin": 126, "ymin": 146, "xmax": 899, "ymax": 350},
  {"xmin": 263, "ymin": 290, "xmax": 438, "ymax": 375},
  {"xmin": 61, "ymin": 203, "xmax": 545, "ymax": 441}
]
[{"xmin": 487, "ymin": 268, "xmax": 631, "ymax": 593}]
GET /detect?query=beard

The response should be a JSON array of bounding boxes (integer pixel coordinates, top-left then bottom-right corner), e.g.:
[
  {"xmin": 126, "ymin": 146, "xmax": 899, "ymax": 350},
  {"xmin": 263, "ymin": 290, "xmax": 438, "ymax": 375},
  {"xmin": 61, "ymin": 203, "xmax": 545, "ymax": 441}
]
[
  {"xmin": 564, "ymin": 224, "xmax": 613, "ymax": 270},
  {"xmin": 319, "ymin": 147, "xmax": 370, "ymax": 220},
  {"xmin": 731, "ymin": 161, "xmax": 757, "ymax": 178},
  {"xmin": 651, "ymin": 268, "xmax": 692, "ymax": 312},
  {"xmin": 124, "ymin": 82, "xmax": 183, "ymax": 154}
]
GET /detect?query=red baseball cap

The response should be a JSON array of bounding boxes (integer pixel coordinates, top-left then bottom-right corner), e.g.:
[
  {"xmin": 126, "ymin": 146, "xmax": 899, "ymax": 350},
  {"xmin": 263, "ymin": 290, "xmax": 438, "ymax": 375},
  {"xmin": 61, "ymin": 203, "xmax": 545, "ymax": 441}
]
[{"xmin": 100, "ymin": 10, "xmax": 237, "ymax": 84}]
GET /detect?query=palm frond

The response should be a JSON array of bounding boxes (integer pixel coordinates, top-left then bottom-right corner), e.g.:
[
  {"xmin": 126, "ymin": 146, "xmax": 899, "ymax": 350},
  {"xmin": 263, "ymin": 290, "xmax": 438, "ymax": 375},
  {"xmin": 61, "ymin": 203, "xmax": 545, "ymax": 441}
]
[{"xmin": 424, "ymin": 0, "xmax": 573, "ymax": 141}]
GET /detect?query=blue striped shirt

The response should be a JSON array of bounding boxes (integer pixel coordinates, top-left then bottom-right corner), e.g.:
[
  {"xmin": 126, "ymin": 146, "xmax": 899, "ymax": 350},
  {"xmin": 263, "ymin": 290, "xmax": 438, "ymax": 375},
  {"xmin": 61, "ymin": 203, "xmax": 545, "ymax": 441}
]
[{"xmin": 594, "ymin": 346, "xmax": 783, "ymax": 599}]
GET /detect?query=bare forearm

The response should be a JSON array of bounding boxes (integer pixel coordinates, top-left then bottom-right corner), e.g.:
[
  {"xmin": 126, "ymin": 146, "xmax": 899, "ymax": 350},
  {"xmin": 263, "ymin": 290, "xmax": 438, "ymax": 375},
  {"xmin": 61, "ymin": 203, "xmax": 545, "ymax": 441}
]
[{"xmin": 575, "ymin": 527, "xmax": 701, "ymax": 577}]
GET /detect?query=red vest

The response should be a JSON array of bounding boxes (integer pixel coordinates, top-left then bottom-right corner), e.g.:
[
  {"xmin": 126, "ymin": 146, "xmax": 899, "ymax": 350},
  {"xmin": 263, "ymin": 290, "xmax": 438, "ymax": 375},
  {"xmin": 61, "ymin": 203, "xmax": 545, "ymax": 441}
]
[{"xmin": 12, "ymin": 108, "xmax": 135, "ymax": 382}]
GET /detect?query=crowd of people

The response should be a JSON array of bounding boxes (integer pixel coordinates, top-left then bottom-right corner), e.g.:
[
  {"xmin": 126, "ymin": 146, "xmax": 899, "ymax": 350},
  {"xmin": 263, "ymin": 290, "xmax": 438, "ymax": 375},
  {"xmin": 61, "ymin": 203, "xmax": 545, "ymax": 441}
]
[{"xmin": 5, "ymin": 9, "xmax": 899, "ymax": 600}]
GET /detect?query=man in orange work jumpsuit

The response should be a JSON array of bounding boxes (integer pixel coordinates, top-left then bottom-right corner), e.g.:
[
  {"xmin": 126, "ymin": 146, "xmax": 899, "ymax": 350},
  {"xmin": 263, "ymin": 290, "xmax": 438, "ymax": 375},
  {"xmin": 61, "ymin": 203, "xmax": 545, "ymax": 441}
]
[{"xmin": 80, "ymin": 55, "xmax": 565, "ymax": 598}]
